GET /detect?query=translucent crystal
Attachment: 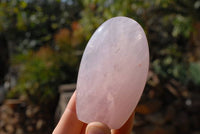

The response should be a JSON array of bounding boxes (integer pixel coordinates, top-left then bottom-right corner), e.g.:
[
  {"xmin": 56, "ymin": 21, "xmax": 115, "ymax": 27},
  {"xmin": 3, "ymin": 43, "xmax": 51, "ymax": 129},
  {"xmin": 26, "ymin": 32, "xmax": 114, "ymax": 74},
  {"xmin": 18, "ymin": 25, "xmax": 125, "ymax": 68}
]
[{"xmin": 76, "ymin": 16, "xmax": 149, "ymax": 129}]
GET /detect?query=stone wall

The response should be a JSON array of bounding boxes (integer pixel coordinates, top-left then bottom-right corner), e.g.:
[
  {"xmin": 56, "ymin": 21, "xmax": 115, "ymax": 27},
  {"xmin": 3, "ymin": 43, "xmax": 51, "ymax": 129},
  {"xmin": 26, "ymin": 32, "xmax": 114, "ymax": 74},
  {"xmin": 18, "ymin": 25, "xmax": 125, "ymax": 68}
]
[{"xmin": 54, "ymin": 84, "xmax": 76, "ymax": 123}]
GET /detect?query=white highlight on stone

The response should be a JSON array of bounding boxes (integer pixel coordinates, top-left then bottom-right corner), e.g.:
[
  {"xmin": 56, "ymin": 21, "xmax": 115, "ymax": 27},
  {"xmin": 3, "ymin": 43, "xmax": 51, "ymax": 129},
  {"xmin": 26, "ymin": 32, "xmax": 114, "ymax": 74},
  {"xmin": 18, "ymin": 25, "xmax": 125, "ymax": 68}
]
[{"xmin": 76, "ymin": 16, "xmax": 149, "ymax": 129}]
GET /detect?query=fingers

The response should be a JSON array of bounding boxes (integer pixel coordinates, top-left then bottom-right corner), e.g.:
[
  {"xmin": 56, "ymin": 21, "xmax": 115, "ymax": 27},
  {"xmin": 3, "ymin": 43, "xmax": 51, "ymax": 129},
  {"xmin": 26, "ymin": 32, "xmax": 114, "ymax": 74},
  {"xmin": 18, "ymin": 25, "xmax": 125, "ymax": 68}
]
[
  {"xmin": 80, "ymin": 124, "xmax": 87, "ymax": 134},
  {"xmin": 85, "ymin": 112, "xmax": 134, "ymax": 134},
  {"xmin": 53, "ymin": 91, "xmax": 84, "ymax": 134},
  {"xmin": 112, "ymin": 112, "xmax": 135, "ymax": 134},
  {"xmin": 86, "ymin": 122, "xmax": 111, "ymax": 134},
  {"xmin": 53, "ymin": 91, "xmax": 135, "ymax": 134}
]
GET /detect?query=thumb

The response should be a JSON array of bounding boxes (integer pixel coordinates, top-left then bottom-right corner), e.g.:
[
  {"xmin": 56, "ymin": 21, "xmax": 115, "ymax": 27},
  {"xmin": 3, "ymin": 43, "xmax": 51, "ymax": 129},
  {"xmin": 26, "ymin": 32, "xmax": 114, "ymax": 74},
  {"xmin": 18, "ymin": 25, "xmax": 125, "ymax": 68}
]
[{"xmin": 86, "ymin": 122, "xmax": 111, "ymax": 134}]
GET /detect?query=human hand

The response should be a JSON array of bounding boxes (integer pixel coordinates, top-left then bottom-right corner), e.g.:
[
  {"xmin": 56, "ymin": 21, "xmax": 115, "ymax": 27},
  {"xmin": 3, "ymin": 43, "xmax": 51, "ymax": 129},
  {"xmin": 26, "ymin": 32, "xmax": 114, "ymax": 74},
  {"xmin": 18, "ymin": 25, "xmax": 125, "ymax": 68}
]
[{"xmin": 53, "ymin": 91, "xmax": 134, "ymax": 134}]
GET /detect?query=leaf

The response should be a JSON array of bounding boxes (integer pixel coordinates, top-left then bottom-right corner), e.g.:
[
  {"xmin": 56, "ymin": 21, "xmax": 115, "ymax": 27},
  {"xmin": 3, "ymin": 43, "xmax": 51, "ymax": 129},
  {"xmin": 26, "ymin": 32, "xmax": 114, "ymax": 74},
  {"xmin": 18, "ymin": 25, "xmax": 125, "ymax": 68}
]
[{"xmin": 189, "ymin": 62, "xmax": 200, "ymax": 85}]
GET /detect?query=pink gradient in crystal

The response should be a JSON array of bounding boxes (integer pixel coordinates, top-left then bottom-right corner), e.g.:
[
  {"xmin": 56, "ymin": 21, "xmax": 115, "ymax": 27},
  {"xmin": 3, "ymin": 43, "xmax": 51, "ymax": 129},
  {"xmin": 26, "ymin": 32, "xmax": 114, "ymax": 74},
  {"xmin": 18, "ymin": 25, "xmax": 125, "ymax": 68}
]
[{"xmin": 76, "ymin": 16, "xmax": 149, "ymax": 129}]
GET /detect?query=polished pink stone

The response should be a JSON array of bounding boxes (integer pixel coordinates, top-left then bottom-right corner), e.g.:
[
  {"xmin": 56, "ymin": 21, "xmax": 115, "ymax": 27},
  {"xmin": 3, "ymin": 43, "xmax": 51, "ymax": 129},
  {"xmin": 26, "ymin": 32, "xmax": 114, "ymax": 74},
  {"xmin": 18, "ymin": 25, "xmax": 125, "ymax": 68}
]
[{"xmin": 76, "ymin": 16, "xmax": 149, "ymax": 129}]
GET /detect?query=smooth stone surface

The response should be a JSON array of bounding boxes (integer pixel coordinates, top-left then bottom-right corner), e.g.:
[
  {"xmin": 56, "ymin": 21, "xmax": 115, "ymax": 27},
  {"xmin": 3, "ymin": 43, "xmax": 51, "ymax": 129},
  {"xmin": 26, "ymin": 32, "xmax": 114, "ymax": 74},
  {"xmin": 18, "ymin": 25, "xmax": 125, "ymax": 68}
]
[{"xmin": 76, "ymin": 16, "xmax": 149, "ymax": 129}]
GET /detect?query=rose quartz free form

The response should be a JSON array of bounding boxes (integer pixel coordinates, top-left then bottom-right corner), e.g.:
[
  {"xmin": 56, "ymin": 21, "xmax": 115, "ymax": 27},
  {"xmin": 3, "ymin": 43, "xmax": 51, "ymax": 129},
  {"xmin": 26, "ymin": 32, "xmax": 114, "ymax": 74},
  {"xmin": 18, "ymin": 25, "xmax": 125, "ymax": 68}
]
[{"xmin": 76, "ymin": 16, "xmax": 149, "ymax": 129}]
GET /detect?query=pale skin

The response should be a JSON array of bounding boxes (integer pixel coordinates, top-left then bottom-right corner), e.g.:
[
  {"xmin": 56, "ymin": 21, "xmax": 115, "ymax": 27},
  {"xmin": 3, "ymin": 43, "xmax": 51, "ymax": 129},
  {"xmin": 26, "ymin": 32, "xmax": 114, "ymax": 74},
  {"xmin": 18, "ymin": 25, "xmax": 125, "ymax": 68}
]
[{"xmin": 53, "ymin": 91, "xmax": 134, "ymax": 134}]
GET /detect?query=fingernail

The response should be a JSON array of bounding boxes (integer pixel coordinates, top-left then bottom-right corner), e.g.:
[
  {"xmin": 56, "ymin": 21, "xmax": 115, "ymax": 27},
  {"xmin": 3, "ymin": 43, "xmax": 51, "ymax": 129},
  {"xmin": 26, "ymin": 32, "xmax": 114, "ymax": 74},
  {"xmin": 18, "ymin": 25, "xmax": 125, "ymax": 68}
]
[
  {"xmin": 86, "ymin": 122, "xmax": 110, "ymax": 134},
  {"xmin": 88, "ymin": 127, "xmax": 106, "ymax": 134}
]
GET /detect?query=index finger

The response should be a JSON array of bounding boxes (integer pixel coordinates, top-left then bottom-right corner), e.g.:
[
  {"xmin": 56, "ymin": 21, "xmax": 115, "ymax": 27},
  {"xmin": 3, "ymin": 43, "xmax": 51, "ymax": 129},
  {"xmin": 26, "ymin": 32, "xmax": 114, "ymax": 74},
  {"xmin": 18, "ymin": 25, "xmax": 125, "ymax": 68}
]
[
  {"xmin": 111, "ymin": 112, "xmax": 135, "ymax": 134},
  {"xmin": 53, "ymin": 91, "xmax": 84, "ymax": 134}
]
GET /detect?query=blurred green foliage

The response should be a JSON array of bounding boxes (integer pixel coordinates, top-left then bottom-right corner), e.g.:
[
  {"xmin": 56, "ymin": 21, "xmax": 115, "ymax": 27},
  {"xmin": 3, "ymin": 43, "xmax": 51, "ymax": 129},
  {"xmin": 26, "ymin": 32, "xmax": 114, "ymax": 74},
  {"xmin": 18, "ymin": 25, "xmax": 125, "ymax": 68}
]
[
  {"xmin": 189, "ymin": 62, "xmax": 200, "ymax": 85},
  {"xmin": 7, "ymin": 27, "xmax": 83, "ymax": 105},
  {"xmin": 8, "ymin": 50, "xmax": 61, "ymax": 105},
  {"xmin": 0, "ymin": 0, "xmax": 84, "ymax": 105},
  {"xmin": 1, "ymin": 0, "xmax": 200, "ymax": 105},
  {"xmin": 0, "ymin": 0, "xmax": 82, "ymax": 50}
]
